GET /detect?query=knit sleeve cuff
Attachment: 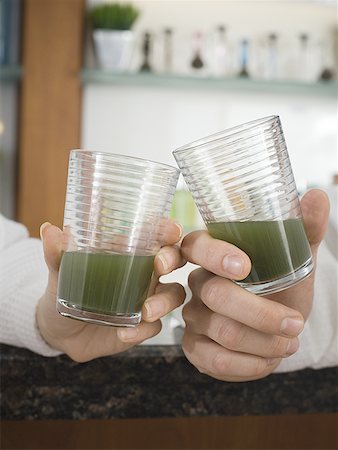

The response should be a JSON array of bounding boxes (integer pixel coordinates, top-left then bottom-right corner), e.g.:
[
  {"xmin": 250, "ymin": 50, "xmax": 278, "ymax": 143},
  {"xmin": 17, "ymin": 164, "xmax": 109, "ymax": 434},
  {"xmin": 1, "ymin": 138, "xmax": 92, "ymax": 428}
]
[
  {"xmin": 0, "ymin": 233, "xmax": 63, "ymax": 357},
  {"xmin": 12, "ymin": 280, "xmax": 63, "ymax": 357}
]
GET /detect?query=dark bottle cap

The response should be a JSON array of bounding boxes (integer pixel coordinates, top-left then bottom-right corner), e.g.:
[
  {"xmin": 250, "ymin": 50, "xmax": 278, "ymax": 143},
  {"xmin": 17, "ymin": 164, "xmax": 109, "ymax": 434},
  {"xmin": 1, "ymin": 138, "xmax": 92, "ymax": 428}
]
[
  {"xmin": 268, "ymin": 33, "xmax": 278, "ymax": 42},
  {"xmin": 320, "ymin": 68, "xmax": 333, "ymax": 81}
]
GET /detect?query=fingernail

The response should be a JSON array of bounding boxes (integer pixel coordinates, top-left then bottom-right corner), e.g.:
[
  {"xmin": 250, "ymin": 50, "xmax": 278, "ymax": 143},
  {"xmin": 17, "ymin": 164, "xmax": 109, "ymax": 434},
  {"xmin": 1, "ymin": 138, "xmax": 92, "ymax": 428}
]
[
  {"xmin": 117, "ymin": 327, "xmax": 139, "ymax": 341},
  {"xmin": 222, "ymin": 255, "xmax": 244, "ymax": 277},
  {"xmin": 285, "ymin": 338, "xmax": 299, "ymax": 356},
  {"xmin": 40, "ymin": 222, "xmax": 51, "ymax": 240},
  {"xmin": 144, "ymin": 299, "xmax": 164, "ymax": 319},
  {"xmin": 157, "ymin": 252, "xmax": 169, "ymax": 272},
  {"xmin": 280, "ymin": 318, "xmax": 304, "ymax": 337},
  {"xmin": 175, "ymin": 222, "xmax": 183, "ymax": 240}
]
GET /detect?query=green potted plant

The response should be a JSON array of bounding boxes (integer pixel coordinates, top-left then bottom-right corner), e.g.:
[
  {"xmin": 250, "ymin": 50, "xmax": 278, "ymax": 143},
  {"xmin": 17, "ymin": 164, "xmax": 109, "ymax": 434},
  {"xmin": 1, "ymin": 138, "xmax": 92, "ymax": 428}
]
[{"xmin": 89, "ymin": 2, "xmax": 140, "ymax": 72}]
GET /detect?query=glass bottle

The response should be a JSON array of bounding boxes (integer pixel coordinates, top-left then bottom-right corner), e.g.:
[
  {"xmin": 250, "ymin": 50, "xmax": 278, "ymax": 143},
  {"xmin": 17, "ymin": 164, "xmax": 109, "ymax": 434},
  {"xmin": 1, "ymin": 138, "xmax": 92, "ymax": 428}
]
[
  {"xmin": 213, "ymin": 25, "xmax": 228, "ymax": 77},
  {"xmin": 266, "ymin": 33, "xmax": 278, "ymax": 80},
  {"xmin": 238, "ymin": 38, "xmax": 250, "ymax": 77},
  {"xmin": 191, "ymin": 32, "xmax": 204, "ymax": 71},
  {"xmin": 318, "ymin": 39, "xmax": 334, "ymax": 81},
  {"xmin": 163, "ymin": 28, "xmax": 173, "ymax": 73},
  {"xmin": 298, "ymin": 33, "xmax": 311, "ymax": 82},
  {"xmin": 140, "ymin": 31, "xmax": 152, "ymax": 72}
]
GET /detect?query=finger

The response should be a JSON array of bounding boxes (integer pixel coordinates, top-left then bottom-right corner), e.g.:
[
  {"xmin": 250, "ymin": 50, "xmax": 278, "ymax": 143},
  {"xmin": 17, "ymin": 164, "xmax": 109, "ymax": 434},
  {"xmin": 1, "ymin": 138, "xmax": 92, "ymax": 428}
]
[
  {"xmin": 117, "ymin": 319, "xmax": 162, "ymax": 343},
  {"xmin": 66, "ymin": 320, "xmax": 163, "ymax": 361},
  {"xmin": 142, "ymin": 282, "xmax": 186, "ymax": 322},
  {"xmin": 160, "ymin": 219, "xmax": 183, "ymax": 246},
  {"xmin": 154, "ymin": 245, "xmax": 186, "ymax": 276},
  {"xmin": 181, "ymin": 230, "xmax": 251, "ymax": 280},
  {"xmin": 188, "ymin": 268, "xmax": 304, "ymax": 337},
  {"xmin": 183, "ymin": 299, "xmax": 299, "ymax": 359},
  {"xmin": 301, "ymin": 189, "xmax": 330, "ymax": 256},
  {"xmin": 40, "ymin": 222, "xmax": 63, "ymax": 273},
  {"xmin": 182, "ymin": 333, "xmax": 281, "ymax": 382}
]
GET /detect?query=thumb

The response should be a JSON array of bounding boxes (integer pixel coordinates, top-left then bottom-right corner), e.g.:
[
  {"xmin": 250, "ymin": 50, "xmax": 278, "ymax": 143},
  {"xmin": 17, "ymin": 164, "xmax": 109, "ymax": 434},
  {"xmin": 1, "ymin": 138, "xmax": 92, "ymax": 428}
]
[
  {"xmin": 40, "ymin": 222, "xmax": 64, "ymax": 274},
  {"xmin": 266, "ymin": 189, "xmax": 330, "ymax": 319},
  {"xmin": 300, "ymin": 189, "xmax": 330, "ymax": 258}
]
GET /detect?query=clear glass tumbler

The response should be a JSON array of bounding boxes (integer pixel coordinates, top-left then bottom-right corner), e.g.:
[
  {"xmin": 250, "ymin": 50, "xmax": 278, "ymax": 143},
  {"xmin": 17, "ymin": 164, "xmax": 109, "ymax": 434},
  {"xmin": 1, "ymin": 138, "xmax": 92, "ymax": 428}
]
[
  {"xmin": 57, "ymin": 150, "xmax": 180, "ymax": 327},
  {"xmin": 173, "ymin": 116, "xmax": 313, "ymax": 295}
]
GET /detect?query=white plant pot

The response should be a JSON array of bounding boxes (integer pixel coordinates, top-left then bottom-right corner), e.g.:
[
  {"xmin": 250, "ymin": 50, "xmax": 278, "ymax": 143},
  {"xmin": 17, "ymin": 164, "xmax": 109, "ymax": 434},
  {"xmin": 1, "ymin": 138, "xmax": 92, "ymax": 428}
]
[{"xmin": 93, "ymin": 30, "xmax": 135, "ymax": 72}]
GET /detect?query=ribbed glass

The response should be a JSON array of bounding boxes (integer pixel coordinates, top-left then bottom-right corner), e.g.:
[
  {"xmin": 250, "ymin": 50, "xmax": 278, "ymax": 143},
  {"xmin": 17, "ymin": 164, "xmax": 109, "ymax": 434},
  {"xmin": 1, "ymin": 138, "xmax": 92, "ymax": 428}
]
[
  {"xmin": 174, "ymin": 116, "xmax": 300, "ymax": 223},
  {"xmin": 174, "ymin": 116, "xmax": 313, "ymax": 295},
  {"xmin": 57, "ymin": 150, "xmax": 179, "ymax": 326},
  {"xmin": 63, "ymin": 151, "xmax": 179, "ymax": 255}
]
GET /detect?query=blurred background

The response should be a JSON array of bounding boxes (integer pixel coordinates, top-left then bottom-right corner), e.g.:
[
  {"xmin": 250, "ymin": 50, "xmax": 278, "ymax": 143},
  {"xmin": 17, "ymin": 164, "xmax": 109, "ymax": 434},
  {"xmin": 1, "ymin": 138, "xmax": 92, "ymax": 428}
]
[{"xmin": 0, "ymin": 0, "xmax": 337, "ymax": 236}]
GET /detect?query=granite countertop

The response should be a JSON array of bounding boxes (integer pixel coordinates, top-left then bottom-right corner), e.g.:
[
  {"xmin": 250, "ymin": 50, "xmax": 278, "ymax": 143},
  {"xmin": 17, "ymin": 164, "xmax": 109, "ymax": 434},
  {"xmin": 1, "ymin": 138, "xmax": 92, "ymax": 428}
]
[{"xmin": 1, "ymin": 343, "xmax": 337, "ymax": 420}]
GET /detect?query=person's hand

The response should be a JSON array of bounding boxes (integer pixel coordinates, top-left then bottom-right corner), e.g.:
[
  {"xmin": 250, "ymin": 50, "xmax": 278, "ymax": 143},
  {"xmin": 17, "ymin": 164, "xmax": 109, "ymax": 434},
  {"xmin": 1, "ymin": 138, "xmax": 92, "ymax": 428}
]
[
  {"xmin": 181, "ymin": 190, "xmax": 330, "ymax": 381},
  {"xmin": 37, "ymin": 221, "xmax": 186, "ymax": 362}
]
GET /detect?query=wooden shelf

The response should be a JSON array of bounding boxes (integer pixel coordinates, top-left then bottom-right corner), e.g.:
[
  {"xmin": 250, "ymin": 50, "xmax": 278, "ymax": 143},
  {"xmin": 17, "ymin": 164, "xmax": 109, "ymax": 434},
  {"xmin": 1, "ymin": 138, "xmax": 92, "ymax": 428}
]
[{"xmin": 81, "ymin": 69, "xmax": 337, "ymax": 97}]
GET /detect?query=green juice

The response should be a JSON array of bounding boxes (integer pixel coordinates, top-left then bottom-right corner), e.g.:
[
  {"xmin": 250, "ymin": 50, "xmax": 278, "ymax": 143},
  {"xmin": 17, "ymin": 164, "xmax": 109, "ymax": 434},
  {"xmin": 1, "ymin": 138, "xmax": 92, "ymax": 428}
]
[
  {"xmin": 207, "ymin": 218, "xmax": 311, "ymax": 284},
  {"xmin": 57, "ymin": 252, "xmax": 155, "ymax": 315}
]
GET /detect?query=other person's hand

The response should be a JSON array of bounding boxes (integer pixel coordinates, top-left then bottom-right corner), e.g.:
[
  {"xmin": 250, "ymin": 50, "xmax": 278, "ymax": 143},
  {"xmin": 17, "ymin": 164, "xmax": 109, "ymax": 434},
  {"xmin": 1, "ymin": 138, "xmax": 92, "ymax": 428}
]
[
  {"xmin": 181, "ymin": 190, "xmax": 330, "ymax": 381},
  {"xmin": 37, "ymin": 220, "xmax": 186, "ymax": 362}
]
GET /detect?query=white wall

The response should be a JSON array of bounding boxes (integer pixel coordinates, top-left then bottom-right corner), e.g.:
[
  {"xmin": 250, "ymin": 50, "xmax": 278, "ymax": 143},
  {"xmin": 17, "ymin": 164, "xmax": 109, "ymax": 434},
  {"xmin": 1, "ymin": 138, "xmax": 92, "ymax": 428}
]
[
  {"xmin": 82, "ymin": 84, "xmax": 336, "ymax": 187},
  {"xmin": 82, "ymin": 0, "xmax": 337, "ymax": 188}
]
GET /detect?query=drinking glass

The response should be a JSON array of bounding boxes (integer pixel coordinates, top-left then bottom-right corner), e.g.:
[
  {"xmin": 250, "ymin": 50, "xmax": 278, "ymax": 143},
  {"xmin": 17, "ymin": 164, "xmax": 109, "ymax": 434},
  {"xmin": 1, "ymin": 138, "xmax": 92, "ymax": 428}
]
[
  {"xmin": 57, "ymin": 150, "xmax": 180, "ymax": 326},
  {"xmin": 173, "ymin": 116, "xmax": 313, "ymax": 295}
]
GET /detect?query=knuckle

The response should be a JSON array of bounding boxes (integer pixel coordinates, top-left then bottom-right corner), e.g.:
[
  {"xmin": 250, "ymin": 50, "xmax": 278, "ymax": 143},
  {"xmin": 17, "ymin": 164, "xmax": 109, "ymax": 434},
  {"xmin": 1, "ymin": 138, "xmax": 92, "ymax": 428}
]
[
  {"xmin": 204, "ymin": 243, "xmax": 221, "ymax": 269},
  {"xmin": 212, "ymin": 352, "xmax": 231, "ymax": 375},
  {"xmin": 201, "ymin": 278, "xmax": 224, "ymax": 310},
  {"xmin": 252, "ymin": 306, "xmax": 275, "ymax": 330},
  {"xmin": 268, "ymin": 336, "xmax": 290, "ymax": 357},
  {"xmin": 256, "ymin": 302, "xmax": 290, "ymax": 331},
  {"xmin": 216, "ymin": 320, "xmax": 245, "ymax": 349},
  {"xmin": 252, "ymin": 357, "xmax": 269, "ymax": 378}
]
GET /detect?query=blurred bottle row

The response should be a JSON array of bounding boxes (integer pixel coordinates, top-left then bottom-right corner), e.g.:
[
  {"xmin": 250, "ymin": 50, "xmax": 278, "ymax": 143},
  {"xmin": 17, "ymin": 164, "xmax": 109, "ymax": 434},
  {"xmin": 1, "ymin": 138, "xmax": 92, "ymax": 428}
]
[
  {"xmin": 90, "ymin": 25, "xmax": 338, "ymax": 84},
  {"xmin": 134, "ymin": 26, "xmax": 337, "ymax": 82}
]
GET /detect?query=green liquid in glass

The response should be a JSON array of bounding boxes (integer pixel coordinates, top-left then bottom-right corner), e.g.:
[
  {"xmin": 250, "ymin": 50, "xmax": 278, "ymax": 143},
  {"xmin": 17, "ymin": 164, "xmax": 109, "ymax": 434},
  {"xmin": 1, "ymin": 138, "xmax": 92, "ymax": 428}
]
[
  {"xmin": 58, "ymin": 252, "xmax": 155, "ymax": 315},
  {"xmin": 207, "ymin": 218, "xmax": 311, "ymax": 284}
]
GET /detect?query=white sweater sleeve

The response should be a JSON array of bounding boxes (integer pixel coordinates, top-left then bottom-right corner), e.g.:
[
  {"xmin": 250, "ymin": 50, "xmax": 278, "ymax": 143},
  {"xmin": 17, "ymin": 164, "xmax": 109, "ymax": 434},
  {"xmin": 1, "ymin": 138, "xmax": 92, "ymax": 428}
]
[
  {"xmin": 275, "ymin": 240, "xmax": 338, "ymax": 372},
  {"xmin": 0, "ymin": 215, "xmax": 62, "ymax": 356}
]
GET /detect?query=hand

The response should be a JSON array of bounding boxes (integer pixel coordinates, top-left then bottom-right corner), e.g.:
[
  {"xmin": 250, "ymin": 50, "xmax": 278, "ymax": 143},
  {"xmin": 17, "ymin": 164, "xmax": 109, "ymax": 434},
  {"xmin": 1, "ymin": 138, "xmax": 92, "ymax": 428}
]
[
  {"xmin": 181, "ymin": 190, "xmax": 330, "ymax": 381},
  {"xmin": 37, "ymin": 220, "xmax": 186, "ymax": 362}
]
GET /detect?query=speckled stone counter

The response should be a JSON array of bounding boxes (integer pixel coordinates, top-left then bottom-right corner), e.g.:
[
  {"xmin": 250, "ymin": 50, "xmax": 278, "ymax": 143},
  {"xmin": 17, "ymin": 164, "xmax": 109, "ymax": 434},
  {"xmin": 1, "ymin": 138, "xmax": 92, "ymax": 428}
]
[{"xmin": 1, "ymin": 344, "xmax": 337, "ymax": 420}]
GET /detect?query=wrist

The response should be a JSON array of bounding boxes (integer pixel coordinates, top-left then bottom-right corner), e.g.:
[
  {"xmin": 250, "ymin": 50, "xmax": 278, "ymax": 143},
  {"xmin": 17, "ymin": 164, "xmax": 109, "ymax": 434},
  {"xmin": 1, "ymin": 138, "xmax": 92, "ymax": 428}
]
[{"xmin": 36, "ymin": 294, "xmax": 64, "ymax": 353}]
